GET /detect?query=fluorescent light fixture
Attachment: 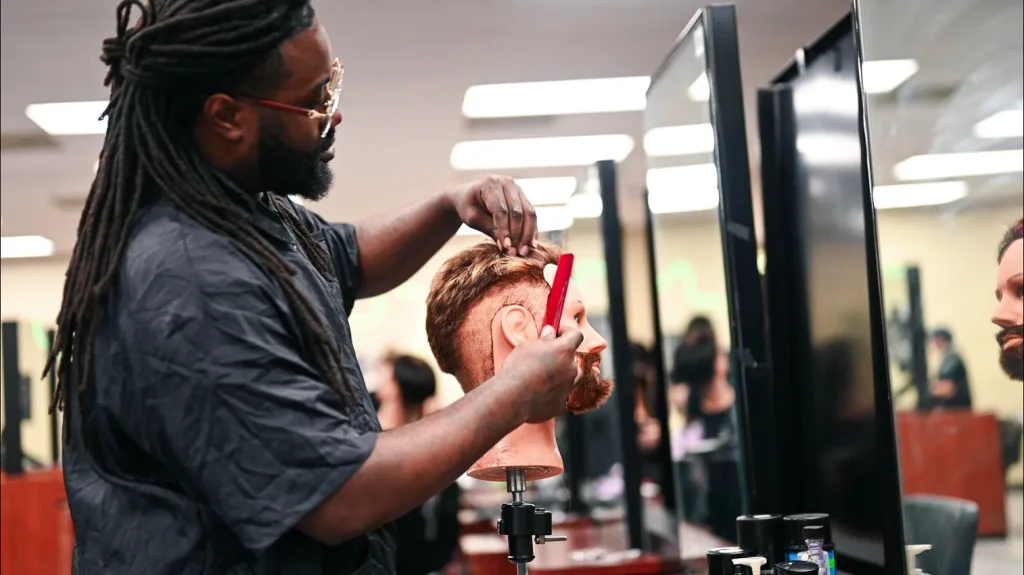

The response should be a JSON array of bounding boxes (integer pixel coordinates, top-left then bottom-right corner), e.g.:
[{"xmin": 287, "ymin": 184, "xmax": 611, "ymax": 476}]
[
  {"xmin": 462, "ymin": 77, "xmax": 651, "ymax": 118},
  {"xmin": 644, "ymin": 123, "xmax": 715, "ymax": 157},
  {"xmin": 646, "ymin": 164, "xmax": 720, "ymax": 213},
  {"xmin": 974, "ymin": 110, "xmax": 1024, "ymax": 139},
  {"xmin": 861, "ymin": 59, "xmax": 918, "ymax": 94},
  {"xmin": 688, "ymin": 73, "xmax": 710, "ymax": 102},
  {"xmin": 569, "ymin": 192, "xmax": 603, "ymax": 218},
  {"xmin": 518, "ymin": 177, "xmax": 578, "ymax": 206},
  {"xmin": 873, "ymin": 181, "xmax": 968, "ymax": 210},
  {"xmin": 1, "ymin": 235, "xmax": 55, "ymax": 259},
  {"xmin": 893, "ymin": 149, "xmax": 1023, "ymax": 181},
  {"xmin": 26, "ymin": 101, "xmax": 109, "ymax": 136},
  {"xmin": 450, "ymin": 135, "xmax": 634, "ymax": 170},
  {"xmin": 454, "ymin": 205, "xmax": 573, "ymax": 236}
]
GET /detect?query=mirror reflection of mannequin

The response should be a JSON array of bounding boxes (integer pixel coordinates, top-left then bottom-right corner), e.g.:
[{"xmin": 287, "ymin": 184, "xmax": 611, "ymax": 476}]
[
  {"xmin": 372, "ymin": 354, "xmax": 460, "ymax": 575},
  {"xmin": 992, "ymin": 219, "xmax": 1024, "ymax": 476},
  {"xmin": 926, "ymin": 328, "xmax": 973, "ymax": 410},
  {"xmin": 667, "ymin": 316, "xmax": 742, "ymax": 541},
  {"xmin": 993, "ymin": 218, "xmax": 1023, "ymax": 383}
]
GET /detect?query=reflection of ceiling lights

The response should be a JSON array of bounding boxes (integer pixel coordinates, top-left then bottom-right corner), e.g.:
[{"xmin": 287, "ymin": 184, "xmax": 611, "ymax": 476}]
[
  {"xmin": 646, "ymin": 164, "xmax": 720, "ymax": 213},
  {"xmin": 688, "ymin": 73, "xmax": 710, "ymax": 102},
  {"xmin": 461, "ymin": 77, "xmax": 651, "ymax": 118},
  {"xmin": 873, "ymin": 181, "xmax": 968, "ymax": 209},
  {"xmin": 644, "ymin": 123, "xmax": 715, "ymax": 157},
  {"xmin": 1, "ymin": 235, "xmax": 55, "ymax": 259},
  {"xmin": 450, "ymin": 135, "xmax": 634, "ymax": 170},
  {"xmin": 26, "ymin": 101, "xmax": 109, "ymax": 135},
  {"xmin": 455, "ymin": 205, "xmax": 574, "ymax": 235},
  {"xmin": 893, "ymin": 149, "xmax": 1024, "ymax": 181},
  {"xmin": 796, "ymin": 133, "xmax": 862, "ymax": 166},
  {"xmin": 974, "ymin": 110, "xmax": 1024, "ymax": 139},
  {"xmin": 861, "ymin": 59, "xmax": 919, "ymax": 94},
  {"xmin": 569, "ymin": 192, "xmax": 603, "ymax": 218},
  {"xmin": 686, "ymin": 60, "xmax": 918, "ymax": 103}
]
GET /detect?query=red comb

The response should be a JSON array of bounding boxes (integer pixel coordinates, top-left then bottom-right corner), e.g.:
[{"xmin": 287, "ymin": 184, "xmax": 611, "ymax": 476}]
[{"xmin": 542, "ymin": 254, "xmax": 574, "ymax": 331}]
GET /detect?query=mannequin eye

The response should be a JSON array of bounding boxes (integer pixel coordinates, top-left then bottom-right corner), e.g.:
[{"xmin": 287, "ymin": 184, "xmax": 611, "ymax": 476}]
[{"xmin": 574, "ymin": 313, "xmax": 583, "ymax": 324}]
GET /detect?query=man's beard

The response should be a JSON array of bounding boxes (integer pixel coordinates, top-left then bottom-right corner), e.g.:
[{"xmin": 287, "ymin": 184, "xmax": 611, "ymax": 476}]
[
  {"xmin": 567, "ymin": 352, "xmax": 614, "ymax": 415},
  {"xmin": 257, "ymin": 120, "xmax": 335, "ymax": 202},
  {"xmin": 996, "ymin": 325, "xmax": 1024, "ymax": 381}
]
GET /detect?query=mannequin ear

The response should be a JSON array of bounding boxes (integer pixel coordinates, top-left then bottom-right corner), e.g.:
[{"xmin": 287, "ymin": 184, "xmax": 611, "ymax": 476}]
[{"xmin": 496, "ymin": 304, "xmax": 539, "ymax": 348}]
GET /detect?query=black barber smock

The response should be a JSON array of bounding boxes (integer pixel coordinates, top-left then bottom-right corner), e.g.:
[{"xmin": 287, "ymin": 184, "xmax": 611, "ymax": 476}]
[{"xmin": 62, "ymin": 190, "xmax": 396, "ymax": 574}]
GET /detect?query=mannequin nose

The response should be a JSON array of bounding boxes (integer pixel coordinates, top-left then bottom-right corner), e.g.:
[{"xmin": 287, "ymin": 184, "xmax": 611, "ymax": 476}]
[
  {"xmin": 584, "ymin": 328, "xmax": 608, "ymax": 355},
  {"xmin": 992, "ymin": 300, "xmax": 1019, "ymax": 328}
]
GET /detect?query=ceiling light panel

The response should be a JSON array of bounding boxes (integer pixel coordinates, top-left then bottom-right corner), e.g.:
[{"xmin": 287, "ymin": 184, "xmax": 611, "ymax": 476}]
[
  {"xmin": 644, "ymin": 124, "xmax": 715, "ymax": 157},
  {"xmin": 873, "ymin": 181, "xmax": 968, "ymax": 210},
  {"xmin": 26, "ymin": 101, "xmax": 109, "ymax": 136},
  {"xmin": 450, "ymin": 135, "xmax": 635, "ymax": 170},
  {"xmin": 893, "ymin": 149, "xmax": 1024, "ymax": 181},
  {"xmin": 518, "ymin": 177, "xmax": 579, "ymax": 206},
  {"xmin": 455, "ymin": 205, "xmax": 573, "ymax": 236},
  {"xmin": 974, "ymin": 110, "xmax": 1024, "ymax": 139},
  {"xmin": 462, "ymin": 77, "xmax": 651, "ymax": 118},
  {"xmin": 1, "ymin": 235, "xmax": 55, "ymax": 259}
]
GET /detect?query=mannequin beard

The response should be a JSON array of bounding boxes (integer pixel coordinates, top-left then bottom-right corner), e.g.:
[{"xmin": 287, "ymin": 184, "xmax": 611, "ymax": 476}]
[
  {"xmin": 997, "ymin": 325, "xmax": 1024, "ymax": 381},
  {"xmin": 567, "ymin": 351, "xmax": 614, "ymax": 414}
]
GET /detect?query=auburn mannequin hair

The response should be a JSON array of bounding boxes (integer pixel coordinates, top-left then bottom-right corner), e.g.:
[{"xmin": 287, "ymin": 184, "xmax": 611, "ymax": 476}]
[
  {"xmin": 425, "ymin": 241, "xmax": 560, "ymax": 385},
  {"xmin": 998, "ymin": 217, "xmax": 1024, "ymax": 261}
]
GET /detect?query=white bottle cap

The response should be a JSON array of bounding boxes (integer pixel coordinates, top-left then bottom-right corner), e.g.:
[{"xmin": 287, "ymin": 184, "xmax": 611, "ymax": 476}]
[
  {"xmin": 732, "ymin": 556, "xmax": 768, "ymax": 571},
  {"xmin": 905, "ymin": 544, "xmax": 931, "ymax": 575}
]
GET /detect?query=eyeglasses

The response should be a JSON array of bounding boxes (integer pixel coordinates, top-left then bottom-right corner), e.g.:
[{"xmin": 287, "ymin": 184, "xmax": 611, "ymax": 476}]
[{"xmin": 244, "ymin": 58, "xmax": 343, "ymax": 139}]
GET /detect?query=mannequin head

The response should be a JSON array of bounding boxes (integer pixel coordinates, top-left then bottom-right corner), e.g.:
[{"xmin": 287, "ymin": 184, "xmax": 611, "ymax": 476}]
[
  {"xmin": 993, "ymin": 218, "xmax": 1023, "ymax": 381},
  {"xmin": 425, "ymin": 241, "xmax": 611, "ymax": 480}
]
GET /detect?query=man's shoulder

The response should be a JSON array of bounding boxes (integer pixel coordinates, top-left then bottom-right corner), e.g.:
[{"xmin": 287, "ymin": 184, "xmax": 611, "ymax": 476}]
[
  {"xmin": 118, "ymin": 202, "xmax": 270, "ymax": 312},
  {"xmin": 124, "ymin": 202, "xmax": 262, "ymax": 284}
]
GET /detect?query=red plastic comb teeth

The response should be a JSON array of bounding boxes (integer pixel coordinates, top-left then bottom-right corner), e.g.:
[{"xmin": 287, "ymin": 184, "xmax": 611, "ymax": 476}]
[{"xmin": 542, "ymin": 253, "xmax": 575, "ymax": 331}]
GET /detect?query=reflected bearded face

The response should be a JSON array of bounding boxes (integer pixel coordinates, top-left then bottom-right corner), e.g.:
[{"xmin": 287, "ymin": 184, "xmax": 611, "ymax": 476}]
[{"xmin": 992, "ymin": 238, "xmax": 1023, "ymax": 381}]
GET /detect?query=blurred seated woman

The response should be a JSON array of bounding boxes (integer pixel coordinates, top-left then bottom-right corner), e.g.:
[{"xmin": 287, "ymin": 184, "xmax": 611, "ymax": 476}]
[{"xmin": 374, "ymin": 353, "xmax": 461, "ymax": 575}]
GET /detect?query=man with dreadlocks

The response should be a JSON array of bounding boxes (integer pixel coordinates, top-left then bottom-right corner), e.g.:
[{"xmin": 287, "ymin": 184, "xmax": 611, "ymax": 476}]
[{"xmin": 51, "ymin": 1, "xmax": 586, "ymax": 574}]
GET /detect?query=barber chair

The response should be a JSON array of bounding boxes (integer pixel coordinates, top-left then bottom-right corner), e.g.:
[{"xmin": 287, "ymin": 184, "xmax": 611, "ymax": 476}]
[{"xmin": 902, "ymin": 495, "xmax": 979, "ymax": 575}]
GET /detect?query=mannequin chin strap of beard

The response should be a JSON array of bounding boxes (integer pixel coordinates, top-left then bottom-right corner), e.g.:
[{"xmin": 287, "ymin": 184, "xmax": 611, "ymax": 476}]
[{"xmin": 499, "ymin": 253, "xmax": 576, "ymax": 574}]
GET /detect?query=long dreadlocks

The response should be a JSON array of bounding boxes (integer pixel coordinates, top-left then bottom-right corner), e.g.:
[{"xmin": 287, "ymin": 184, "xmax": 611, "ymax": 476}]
[{"xmin": 44, "ymin": 0, "xmax": 356, "ymax": 412}]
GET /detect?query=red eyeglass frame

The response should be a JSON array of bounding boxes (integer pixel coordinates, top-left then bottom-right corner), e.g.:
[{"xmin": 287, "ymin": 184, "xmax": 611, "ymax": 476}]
[{"xmin": 243, "ymin": 58, "xmax": 343, "ymax": 139}]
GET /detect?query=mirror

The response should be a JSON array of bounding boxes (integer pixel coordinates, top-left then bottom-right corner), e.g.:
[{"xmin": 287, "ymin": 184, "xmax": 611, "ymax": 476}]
[
  {"xmin": 857, "ymin": 0, "xmax": 1024, "ymax": 572},
  {"xmin": 644, "ymin": 11, "xmax": 748, "ymax": 560}
]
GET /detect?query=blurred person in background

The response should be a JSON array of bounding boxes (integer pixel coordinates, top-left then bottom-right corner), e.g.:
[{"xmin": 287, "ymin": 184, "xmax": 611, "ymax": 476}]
[
  {"xmin": 993, "ymin": 218, "xmax": 1023, "ymax": 382},
  {"xmin": 926, "ymin": 328, "xmax": 973, "ymax": 409},
  {"xmin": 374, "ymin": 354, "xmax": 460, "ymax": 575},
  {"xmin": 668, "ymin": 316, "xmax": 742, "ymax": 540},
  {"xmin": 630, "ymin": 343, "xmax": 663, "ymax": 456}
]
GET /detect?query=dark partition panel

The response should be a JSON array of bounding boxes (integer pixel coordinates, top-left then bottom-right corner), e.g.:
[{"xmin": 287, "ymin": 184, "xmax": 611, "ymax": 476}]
[
  {"xmin": 644, "ymin": 4, "xmax": 771, "ymax": 560},
  {"xmin": 758, "ymin": 14, "xmax": 907, "ymax": 574}
]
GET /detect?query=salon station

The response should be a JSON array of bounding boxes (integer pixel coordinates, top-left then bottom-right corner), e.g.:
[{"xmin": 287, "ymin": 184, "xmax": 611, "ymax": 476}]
[{"xmin": 1, "ymin": 0, "xmax": 1022, "ymax": 574}]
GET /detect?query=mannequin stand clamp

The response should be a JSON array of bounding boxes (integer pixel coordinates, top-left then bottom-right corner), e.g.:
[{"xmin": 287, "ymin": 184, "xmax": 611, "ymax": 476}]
[{"xmin": 498, "ymin": 468, "xmax": 567, "ymax": 574}]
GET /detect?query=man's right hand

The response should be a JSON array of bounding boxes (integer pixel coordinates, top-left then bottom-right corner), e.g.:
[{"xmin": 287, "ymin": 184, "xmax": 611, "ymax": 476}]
[{"xmin": 500, "ymin": 324, "xmax": 585, "ymax": 423}]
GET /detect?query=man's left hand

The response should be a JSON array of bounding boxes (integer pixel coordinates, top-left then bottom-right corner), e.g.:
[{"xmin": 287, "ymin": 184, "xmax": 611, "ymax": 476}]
[{"xmin": 444, "ymin": 175, "xmax": 538, "ymax": 256}]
